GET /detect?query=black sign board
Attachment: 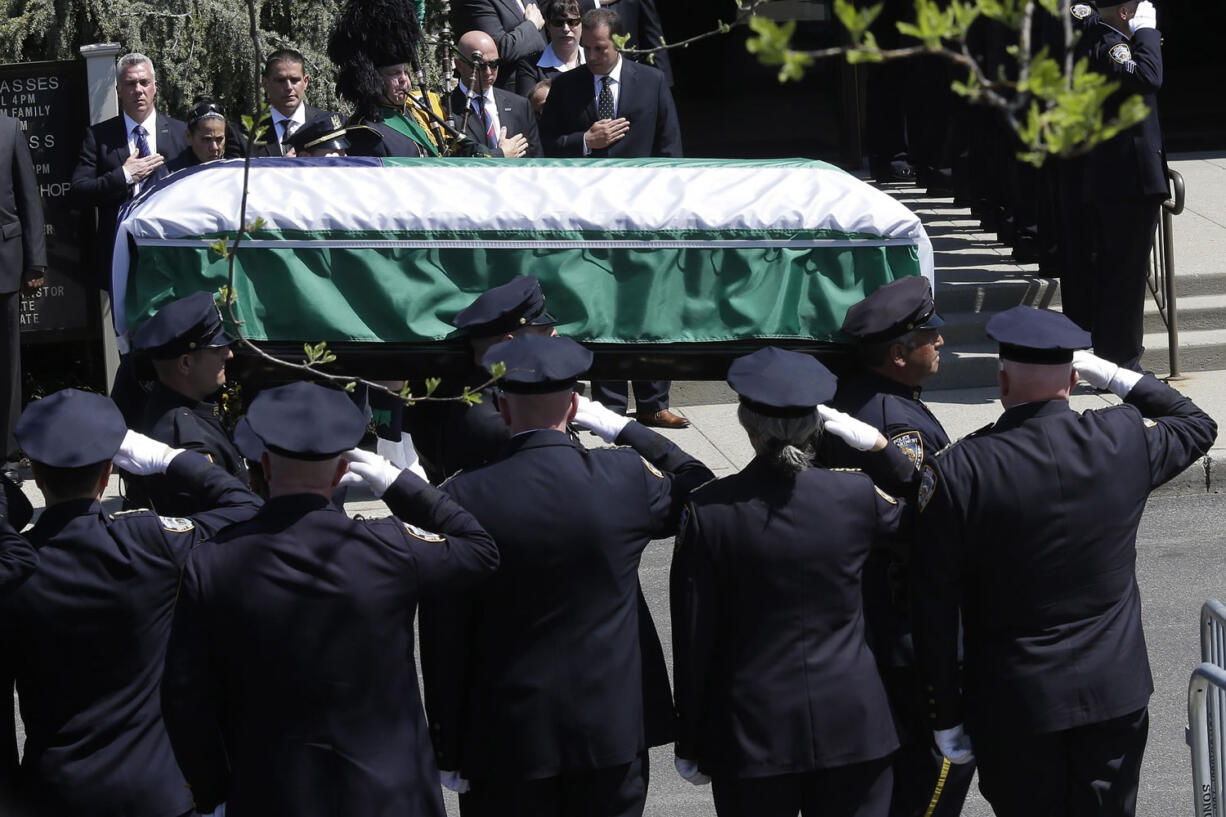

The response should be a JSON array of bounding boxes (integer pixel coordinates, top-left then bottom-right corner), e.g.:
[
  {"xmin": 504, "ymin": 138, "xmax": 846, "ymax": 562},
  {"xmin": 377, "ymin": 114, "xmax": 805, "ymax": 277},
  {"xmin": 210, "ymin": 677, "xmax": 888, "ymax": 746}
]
[{"xmin": 0, "ymin": 60, "xmax": 96, "ymax": 342}]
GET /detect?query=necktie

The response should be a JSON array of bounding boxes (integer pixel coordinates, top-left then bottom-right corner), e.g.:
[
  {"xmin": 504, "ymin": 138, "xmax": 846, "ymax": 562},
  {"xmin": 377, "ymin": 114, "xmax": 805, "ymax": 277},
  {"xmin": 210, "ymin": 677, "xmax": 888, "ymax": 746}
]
[
  {"xmin": 134, "ymin": 125, "xmax": 150, "ymax": 159},
  {"xmin": 281, "ymin": 120, "xmax": 297, "ymax": 154},
  {"xmin": 473, "ymin": 96, "xmax": 497, "ymax": 148},
  {"xmin": 597, "ymin": 75, "xmax": 615, "ymax": 120}
]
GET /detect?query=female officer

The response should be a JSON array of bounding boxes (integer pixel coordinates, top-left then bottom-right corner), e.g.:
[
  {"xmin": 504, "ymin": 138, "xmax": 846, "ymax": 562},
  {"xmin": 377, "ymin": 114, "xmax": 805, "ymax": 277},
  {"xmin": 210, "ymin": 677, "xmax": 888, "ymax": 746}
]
[{"xmin": 671, "ymin": 346, "xmax": 908, "ymax": 817}]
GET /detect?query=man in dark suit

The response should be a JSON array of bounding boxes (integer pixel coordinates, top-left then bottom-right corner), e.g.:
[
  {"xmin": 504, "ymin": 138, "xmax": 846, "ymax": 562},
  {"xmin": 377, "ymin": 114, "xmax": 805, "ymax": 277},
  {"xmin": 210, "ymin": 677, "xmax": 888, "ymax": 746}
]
[
  {"xmin": 251, "ymin": 48, "xmax": 335, "ymax": 157},
  {"xmin": 453, "ymin": 0, "xmax": 548, "ymax": 94},
  {"xmin": 0, "ymin": 388, "xmax": 261, "ymax": 817},
  {"xmin": 0, "ymin": 113, "xmax": 46, "ymax": 485},
  {"xmin": 69, "ymin": 53, "xmax": 188, "ymax": 294},
  {"xmin": 162, "ymin": 382, "xmax": 498, "ymax": 817},
  {"xmin": 450, "ymin": 30, "xmax": 542, "ymax": 158},
  {"xmin": 540, "ymin": 6, "xmax": 686, "ymax": 428},
  {"xmin": 420, "ymin": 335, "xmax": 713, "ymax": 817},
  {"xmin": 1079, "ymin": 0, "xmax": 1165, "ymax": 370},
  {"xmin": 579, "ymin": 0, "xmax": 672, "ymax": 85},
  {"xmin": 914, "ymin": 307, "xmax": 1218, "ymax": 817}
]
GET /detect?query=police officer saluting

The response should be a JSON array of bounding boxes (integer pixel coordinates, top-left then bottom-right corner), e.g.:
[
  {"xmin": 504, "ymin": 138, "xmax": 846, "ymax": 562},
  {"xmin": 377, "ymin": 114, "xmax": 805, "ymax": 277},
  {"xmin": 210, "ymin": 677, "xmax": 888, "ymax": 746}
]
[
  {"xmin": 822, "ymin": 275, "xmax": 974, "ymax": 816},
  {"xmin": 420, "ymin": 334, "xmax": 713, "ymax": 816},
  {"xmin": 671, "ymin": 347, "xmax": 908, "ymax": 817},
  {"xmin": 0, "ymin": 389, "xmax": 260, "ymax": 817},
  {"xmin": 162, "ymin": 382, "xmax": 498, "ymax": 816},
  {"xmin": 130, "ymin": 291, "xmax": 249, "ymax": 514},
  {"xmin": 914, "ymin": 307, "xmax": 1218, "ymax": 817}
]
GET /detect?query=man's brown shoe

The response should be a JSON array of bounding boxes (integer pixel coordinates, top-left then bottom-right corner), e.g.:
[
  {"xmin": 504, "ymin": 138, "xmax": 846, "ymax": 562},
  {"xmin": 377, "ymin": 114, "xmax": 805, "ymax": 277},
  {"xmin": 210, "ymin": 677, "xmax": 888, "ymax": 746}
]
[{"xmin": 637, "ymin": 409, "xmax": 691, "ymax": 429}]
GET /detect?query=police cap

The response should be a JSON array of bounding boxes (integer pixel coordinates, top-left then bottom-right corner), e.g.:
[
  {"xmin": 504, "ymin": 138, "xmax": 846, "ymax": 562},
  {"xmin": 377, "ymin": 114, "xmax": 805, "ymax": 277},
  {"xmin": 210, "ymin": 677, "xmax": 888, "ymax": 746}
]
[
  {"xmin": 287, "ymin": 114, "xmax": 351, "ymax": 154},
  {"xmin": 727, "ymin": 346, "xmax": 836, "ymax": 418},
  {"xmin": 452, "ymin": 276, "xmax": 556, "ymax": 338},
  {"xmin": 16, "ymin": 389, "xmax": 127, "ymax": 467},
  {"xmin": 986, "ymin": 306, "xmax": 1091, "ymax": 364},
  {"xmin": 132, "ymin": 291, "xmax": 232, "ymax": 359},
  {"xmin": 231, "ymin": 417, "xmax": 265, "ymax": 462},
  {"xmin": 245, "ymin": 382, "xmax": 368, "ymax": 460},
  {"xmin": 842, "ymin": 276, "xmax": 944, "ymax": 344},
  {"xmin": 484, "ymin": 334, "xmax": 592, "ymax": 394}
]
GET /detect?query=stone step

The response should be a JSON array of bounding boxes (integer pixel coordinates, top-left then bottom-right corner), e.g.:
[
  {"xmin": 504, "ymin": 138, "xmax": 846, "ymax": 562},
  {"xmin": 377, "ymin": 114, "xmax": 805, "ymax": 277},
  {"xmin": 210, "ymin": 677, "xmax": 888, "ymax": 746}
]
[{"xmin": 1143, "ymin": 293, "xmax": 1226, "ymax": 333}]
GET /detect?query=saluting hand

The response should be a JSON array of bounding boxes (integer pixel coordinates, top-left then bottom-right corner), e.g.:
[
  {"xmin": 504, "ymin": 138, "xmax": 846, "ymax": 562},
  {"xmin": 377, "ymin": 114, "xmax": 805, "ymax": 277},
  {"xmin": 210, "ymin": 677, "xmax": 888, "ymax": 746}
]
[
  {"xmin": 341, "ymin": 448, "xmax": 404, "ymax": 497},
  {"xmin": 817, "ymin": 405, "xmax": 887, "ymax": 452},
  {"xmin": 1129, "ymin": 0, "xmax": 1157, "ymax": 32},
  {"xmin": 573, "ymin": 395, "xmax": 632, "ymax": 443},
  {"xmin": 112, "ymin": 430, "xmax": 184, "ymax": 475},
  {"xmin": 1072, "ymin": 350, "xmax": 1143, "ymax": 398}
]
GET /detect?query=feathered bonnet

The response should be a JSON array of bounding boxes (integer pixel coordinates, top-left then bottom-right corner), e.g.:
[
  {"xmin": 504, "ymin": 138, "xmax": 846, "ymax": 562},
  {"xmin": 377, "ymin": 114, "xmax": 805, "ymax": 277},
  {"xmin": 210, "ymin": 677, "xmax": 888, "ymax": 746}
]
[{"xmin": 328, "ymin": 0, "xmax": 426, "ymax": 120}]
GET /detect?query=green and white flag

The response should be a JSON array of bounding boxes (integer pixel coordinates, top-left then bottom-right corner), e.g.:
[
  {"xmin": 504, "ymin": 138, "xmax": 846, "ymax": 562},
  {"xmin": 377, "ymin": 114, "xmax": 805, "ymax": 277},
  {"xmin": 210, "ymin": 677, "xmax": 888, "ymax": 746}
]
[{"xmin": 114, "ymin": 157, "xmax": 933, "ymax": 349}]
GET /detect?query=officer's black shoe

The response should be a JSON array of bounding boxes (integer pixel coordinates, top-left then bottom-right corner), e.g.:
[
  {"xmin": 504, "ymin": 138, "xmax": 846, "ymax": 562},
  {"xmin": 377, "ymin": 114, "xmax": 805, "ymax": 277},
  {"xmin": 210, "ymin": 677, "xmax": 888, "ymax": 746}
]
[
  {"xmin": 2, "ymin": 462, "xmax": 21, "ymax": 486},
  {"xmin": 872, "ymin": 160, "xmax": 917, "ymax": 185}
]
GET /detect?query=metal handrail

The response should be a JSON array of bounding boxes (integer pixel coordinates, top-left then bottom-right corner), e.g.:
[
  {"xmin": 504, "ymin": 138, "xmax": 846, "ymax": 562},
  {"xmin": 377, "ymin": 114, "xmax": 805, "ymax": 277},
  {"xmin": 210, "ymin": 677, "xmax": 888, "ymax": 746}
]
[
  {"xmin": 1202, "ymin": 599, "xmax": 1226, "ymax": 665},
  {"xmin": 1189, "ymin": 662, "xmax": 1226, "ymax": 817},
  {"xmin": 1150, "ymin": 167, "xmax": 1186, "ymax": 377}
]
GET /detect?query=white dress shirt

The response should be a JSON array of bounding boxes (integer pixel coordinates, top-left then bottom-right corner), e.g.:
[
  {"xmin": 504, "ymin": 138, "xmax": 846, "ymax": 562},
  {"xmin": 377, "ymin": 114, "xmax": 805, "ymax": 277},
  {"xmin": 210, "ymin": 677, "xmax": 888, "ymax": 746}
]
[
  {"xmin": 122, "ymin": 110, "xmax": 159, "ymax": 190},
  {"xmin": 583, "ymin": 56, "xmax": 623, "ymax": 155},
  {"xmin": 458, "ymin": 82, "xmax": 503, "ymax": 146}
]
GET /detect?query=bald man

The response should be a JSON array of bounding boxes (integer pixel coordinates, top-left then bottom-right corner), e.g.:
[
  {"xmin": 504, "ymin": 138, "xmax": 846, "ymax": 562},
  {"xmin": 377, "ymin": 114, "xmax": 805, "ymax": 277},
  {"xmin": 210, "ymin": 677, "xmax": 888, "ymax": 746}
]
[{"xmin": 449, "ymin": 30, "xmax": 541, "ymax": 158}]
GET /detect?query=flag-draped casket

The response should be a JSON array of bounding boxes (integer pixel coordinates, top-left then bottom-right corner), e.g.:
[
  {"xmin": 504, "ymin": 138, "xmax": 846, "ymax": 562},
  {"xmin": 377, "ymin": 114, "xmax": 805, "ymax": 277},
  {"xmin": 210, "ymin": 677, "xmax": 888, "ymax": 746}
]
[{"xmin": 114, "ymin": 157, "xmax": 933, "ymax": 378}]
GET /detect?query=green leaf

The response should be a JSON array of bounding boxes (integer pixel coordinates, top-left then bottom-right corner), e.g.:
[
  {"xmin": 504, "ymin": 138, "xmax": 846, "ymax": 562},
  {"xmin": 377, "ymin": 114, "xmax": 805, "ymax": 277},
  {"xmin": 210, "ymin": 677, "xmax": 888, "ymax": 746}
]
[
  {"xmin": 612, "ymin": 33, "xmax": 630, "ymax": 50},
  {"xmin": 425, "ymin": 377, "xmax": 441, "ymax": 397},
  {"xmin": 208, "ymin": 239, "xmax": 229, "ymax": 259},
  {"xmin": 487, "ymin": 361, "xmax": 507, "ymax": 380},
  {"xmin": 344, "ymin": 381, "xmax": 357, "ymax": 393}
]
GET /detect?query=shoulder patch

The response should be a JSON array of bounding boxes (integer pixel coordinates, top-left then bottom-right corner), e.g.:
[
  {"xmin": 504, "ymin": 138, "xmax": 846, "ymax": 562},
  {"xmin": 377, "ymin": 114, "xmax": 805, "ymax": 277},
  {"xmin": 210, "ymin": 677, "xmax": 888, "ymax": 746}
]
[
  {"xmin": 641, "ymin": 457, "xmax": 665, "ymax": 479},
  {"xmin": 890, "ymin": 430, "xmax": 924, "ymax": 470},
  {"xmin": 160, "ymin": 516, "xmax": 195, "ymax": 533},
  {"xmin": 403, "ymin": 523, "xmax": 446, "ymax": 543},
  {"xmin": 917, "ymin": 464, "xmax": 938, "ymax": 513},
  {"xmin": 1143, "ymin": 417, "xmax": 1158, "ymax": 429},
  {"xmin": 1110, "ymin": 42, "xmax": 1133, "ymax": 65},
  {"xmin": 1071, "ymin": 3, "xmax": 1092, "ymax": 19},
  {"xmin": 875, "ymin": 485, "xmax": 899, "ymax": 505}
]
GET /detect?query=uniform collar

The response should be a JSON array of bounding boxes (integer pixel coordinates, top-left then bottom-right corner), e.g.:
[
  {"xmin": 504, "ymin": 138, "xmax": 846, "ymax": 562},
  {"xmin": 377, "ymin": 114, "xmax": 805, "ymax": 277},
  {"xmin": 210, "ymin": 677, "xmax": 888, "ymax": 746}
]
[
  {"xmin": 994, "ymin": 398, "xmax": 1074, "ymax": 432},
  {"xmin": 30, "ymin": 498, "xmax": 105, "ymax": 543}
]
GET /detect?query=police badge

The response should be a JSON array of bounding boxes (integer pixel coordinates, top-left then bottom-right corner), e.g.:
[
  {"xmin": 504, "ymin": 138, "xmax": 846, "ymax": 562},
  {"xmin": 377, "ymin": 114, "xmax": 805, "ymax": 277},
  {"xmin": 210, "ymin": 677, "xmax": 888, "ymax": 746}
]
[
  {"xmin": 917, "ymin": 465, "xmax": 938, "ymax": 513},
  {"xmin": 1071, "ymin": 3, "xmax": 1092, "ymax": 19},
  {"xmin": 1110, "ymin": 43, "xmax": 1133, "ymax": 65},
  {"xmin": 891, "ymin": 431, "xmax": 924, "ymax": 471}
]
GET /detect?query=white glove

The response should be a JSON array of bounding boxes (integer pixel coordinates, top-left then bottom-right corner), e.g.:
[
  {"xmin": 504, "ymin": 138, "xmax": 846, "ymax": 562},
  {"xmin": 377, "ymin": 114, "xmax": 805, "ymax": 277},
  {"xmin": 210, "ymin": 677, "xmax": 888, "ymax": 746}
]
[
  {"xmin": 817, "ymin": 405, "xmax": 885, "ymax": 452},
  {"xmin": 200, "ymin": 805, "xmax": 226, "ymax": 817},
  {"xmin": 933, "ymin": 725, "xmax": 975, "ymax": 765},
  {"xmin": 573, "ymin": 395, "xmax": 633, "ymax": 443},
  {"xmin": 112, "ymin": 430, "xmax": 184, "ymax": 475},
  {"xmin": 1129, "ymin": 0, "xmax": 1156, "ymax": 33},
  {"xmin": 377, "ymin": 432, "xmax": 428, "ymax": 482},
  {"xmin": 1072, "ymin": 350, "xmax": 1143, "ymax": 398},
  {"xmin": 440, "ymin": 770, "xmax": 471, "ymax": 793},
  {"xmin": 674, "ymin": 756, "xmax": 711, "ymax": 786},
  {"xmin": 340, "ymin": 448, "xmax": 403, "ymax": 497}
]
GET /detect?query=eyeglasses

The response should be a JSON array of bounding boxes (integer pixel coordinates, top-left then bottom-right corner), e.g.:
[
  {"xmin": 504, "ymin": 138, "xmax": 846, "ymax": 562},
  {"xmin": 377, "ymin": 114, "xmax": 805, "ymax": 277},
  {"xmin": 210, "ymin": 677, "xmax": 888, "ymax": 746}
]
[
  {"xmin": 549, "ymin": 17, "xmax": 582, "ymax": 28},
  {"xmin": 462, "ymin": 58, "xmax": 502, "ymax": 70},
  {"xmin": 187, "ymin": 101, "xmax": 226, "ymax": 127}
]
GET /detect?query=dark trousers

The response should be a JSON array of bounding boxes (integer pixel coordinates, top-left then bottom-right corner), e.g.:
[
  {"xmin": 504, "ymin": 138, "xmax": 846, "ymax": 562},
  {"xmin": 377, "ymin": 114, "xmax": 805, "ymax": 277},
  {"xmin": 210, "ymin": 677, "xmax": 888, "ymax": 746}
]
[
  {"xmin": 0, "ymin": 290, "xmax": 18, "ymax": 460},
  {"xmin": 711, "ymin": 756, "xmax": 893, "ymax": 817},
  {"xmin": 973, "ymin": 707, "xmax": 1148, "ymax": 817},
  {"xmin": 1089, "ymin": 197, "xmax": 1164, "ymax": 370},
  {"xmin": 459, "ymin": 752, "xmax": 649, "ymax": 817},
  {"xmin": 592, "ymin": 381, "xmax": 670, "ymax": 416}
]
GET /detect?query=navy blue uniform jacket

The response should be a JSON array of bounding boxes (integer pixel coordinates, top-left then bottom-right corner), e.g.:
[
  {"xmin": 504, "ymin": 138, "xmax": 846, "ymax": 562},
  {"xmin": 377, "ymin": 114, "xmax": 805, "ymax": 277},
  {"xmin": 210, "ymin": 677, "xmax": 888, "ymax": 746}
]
[
  {"xmin": 914, "ymin": 376, "xmax": 1217, "ymax": 737},
  {"xmin": 0, "ymin": 452, "xmax": 259, "ymax": 817},
  {"xmin": 162, "ymin": 471, "xmax": 499, "ymax": 816},
  {"xmin": 421, "ymin": 422, "xmax": 713, "ymax": 780},
  {"xmin": 671, "ymin": 459, "xmax": 903, "ymax": 777}
]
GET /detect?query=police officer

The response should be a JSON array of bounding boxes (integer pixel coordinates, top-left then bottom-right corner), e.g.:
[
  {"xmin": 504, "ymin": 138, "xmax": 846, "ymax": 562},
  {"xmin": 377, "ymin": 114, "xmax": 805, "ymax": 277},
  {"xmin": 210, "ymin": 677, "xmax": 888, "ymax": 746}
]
[
  {"xmin": 1078, "ymin": 0, "xmax": 1165, "ymax": 370},
  {"xmin": 161, "ymin": 382, "xmax": 498, "ymax": 816},
  {"xmin": 408, "ymin": 275, "xmax": 557, "ymax": 483},
  {"xmin": 823, "ymin": 275, "xmax": 974, "ymax": 816},
  {"xmin": 913, "ymin": 307, "xmax": 1217, "ymax": 817},
  {"xmin": 419, "ymin": 334, "xmax": 713, "ymax": 816},
  {"xmin": 0, "ymin": 389, "xmax": 260, "ymax": 817},
  {"xmin": 130, "ymin": 291, "xmax": 249, "ymax": 514},
  {"xmin": 284, "ymin": 113, "xmax": 354, "ymax": 157}
]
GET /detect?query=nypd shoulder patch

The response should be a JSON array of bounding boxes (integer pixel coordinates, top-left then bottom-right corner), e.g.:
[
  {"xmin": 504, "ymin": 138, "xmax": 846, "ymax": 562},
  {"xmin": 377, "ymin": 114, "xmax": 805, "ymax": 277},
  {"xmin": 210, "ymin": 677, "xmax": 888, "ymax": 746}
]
[
  {"xmin": 403, "ymin": 523, "xmax": 445, "ymax": 543},
  {"xmin": 160, "ymin": 516, "xmax": 196, "ymax": 533},
  {"xmin": 917, "ymin": 465, "xmax": 938, "ymax": 513},
  {"xmin": 891, "ymin": 430, "xmax": 924, "ymax": 470},
  {"xmin": 1110, "ymin": 43, "xmax": 1133, "ymax": 65},
  {"xmin": 1071, "ymin": 3, "xmax": 1092, "ymax": 19},
  {"xmin": 641, "ymin": 457, "xmax": 665, "ymax": 479}
]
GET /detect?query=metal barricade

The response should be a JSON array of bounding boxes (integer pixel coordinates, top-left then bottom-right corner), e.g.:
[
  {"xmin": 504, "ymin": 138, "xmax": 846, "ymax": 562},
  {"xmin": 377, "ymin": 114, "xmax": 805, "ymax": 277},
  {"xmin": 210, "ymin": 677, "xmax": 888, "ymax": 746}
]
[
  {"xmin": 1189, "ymin": 601, "xmax": 1226, "ymax": 816},
  {"xmin": 1148, "ymin": 168, "xmax": 1187, "ymax": 377}
]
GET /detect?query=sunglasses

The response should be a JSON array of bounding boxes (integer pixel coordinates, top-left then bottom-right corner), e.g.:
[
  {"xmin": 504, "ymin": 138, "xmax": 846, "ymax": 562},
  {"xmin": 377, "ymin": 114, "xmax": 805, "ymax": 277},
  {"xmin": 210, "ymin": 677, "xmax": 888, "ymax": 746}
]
[
  {"xmin": 187, "ymin": 101, "xmax": 226, "ymax": 127},
  {"xmin": 463, "ymin": 58, "xmax": 502, "ymax": 70},
  {"xmin": 549, "ymin": 17, "xmax": 582, "ymax": 28}
]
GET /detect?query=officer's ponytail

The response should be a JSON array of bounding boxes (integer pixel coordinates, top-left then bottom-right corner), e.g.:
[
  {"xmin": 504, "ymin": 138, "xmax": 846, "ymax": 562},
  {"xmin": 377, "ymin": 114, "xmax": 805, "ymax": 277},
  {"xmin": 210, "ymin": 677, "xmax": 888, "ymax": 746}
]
[{"xmin": 737, "ymin": 404, "xmax": 820, "ymax": 476}]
